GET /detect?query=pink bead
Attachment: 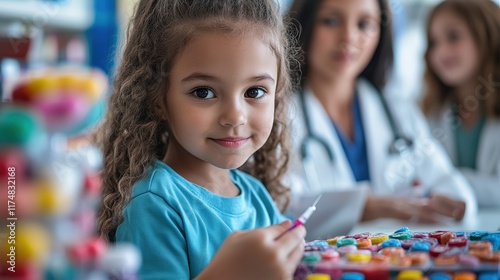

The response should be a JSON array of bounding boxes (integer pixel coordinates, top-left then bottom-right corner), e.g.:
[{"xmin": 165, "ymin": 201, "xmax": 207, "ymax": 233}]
[
  {"xmin": 458, "ymin": 254, "xmax": 480, "ymax": 267},
  {"xmin": 337, "ymin": 245, "xmax": 357, "ymax": 254}
]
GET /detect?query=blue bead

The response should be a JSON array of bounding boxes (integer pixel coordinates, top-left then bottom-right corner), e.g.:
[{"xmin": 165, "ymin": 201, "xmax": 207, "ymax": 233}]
[
  {"xmin": 481, "ymin": 235, "xmax": 500, "ymax": 251},
  {"xmin": 394, "ymin": 227, "xmax": 411, "ymax": 233},
  {"xmin": 341, "ymin": 272, "xmax": 365, "ymax": 280},
  {"xmin": 381, "ymin": 239, "xmax": 401, "ymax": 248},
  {"xmin": 410, "ymin": 241, "xmax": 431, "ymax": 252},
  {"xmin": 429, "ymin": 272, "xmax": 452, "ymax": 280},
  {"xmin": 309, "ymin": 240, "xmax": 330, "ymax": 248},
  {"xmin": 478, "ymin": 272, "xmax": 499, "ymax": 280}
]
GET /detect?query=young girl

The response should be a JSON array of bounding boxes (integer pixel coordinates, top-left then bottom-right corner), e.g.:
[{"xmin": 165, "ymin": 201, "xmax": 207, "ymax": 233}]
[
  {"xmin": 96, "ymin": 0, "xmax": 305, "ymax": 279},
  {"xmin": 285, "ymin": 0, "xmax": 477, "ymax": 240},
  {"xmin": 422, "ymin": 0, "xmax": 500, "ymax": 207}
]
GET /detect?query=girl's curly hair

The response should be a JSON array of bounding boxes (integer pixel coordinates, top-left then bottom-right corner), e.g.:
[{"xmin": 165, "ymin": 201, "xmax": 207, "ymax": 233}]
[{"xmin": 96, "ymin": 0, "xmax": 300, "ymax": 241}]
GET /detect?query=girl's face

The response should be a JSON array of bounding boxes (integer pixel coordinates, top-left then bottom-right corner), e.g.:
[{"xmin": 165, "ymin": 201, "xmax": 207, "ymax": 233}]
[
  {"xmin": 164, "ymin": 31, "xmax": 278, "ymax": 170},
  {"xmin": 308, "ymin": 0, "xmax": 381, "ymax": 80},
  {"xmin": 428, "ymin": 11, "xmax": 480, "ymax": 88}
]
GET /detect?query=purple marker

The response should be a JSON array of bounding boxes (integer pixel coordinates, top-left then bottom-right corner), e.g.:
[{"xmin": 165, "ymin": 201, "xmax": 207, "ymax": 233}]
[{"xmin": 277, "ymin": 194, "xmax": 322, "ymax": 239}]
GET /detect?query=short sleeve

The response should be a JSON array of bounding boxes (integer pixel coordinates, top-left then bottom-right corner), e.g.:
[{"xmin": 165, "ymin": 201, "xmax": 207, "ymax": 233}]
[{"xmin": 116, "ymin": 192, "xmax": 190, "ymax": 280}]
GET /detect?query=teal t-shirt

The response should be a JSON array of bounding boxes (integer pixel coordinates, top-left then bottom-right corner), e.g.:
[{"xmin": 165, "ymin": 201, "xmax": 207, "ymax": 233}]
[
  {"xmin": 454, "ymin": 116, "xmax": 486, "ymax": 169},
  {"xmin": 116, "ymin": 160, "xmax": 286, "ymax": 280}
]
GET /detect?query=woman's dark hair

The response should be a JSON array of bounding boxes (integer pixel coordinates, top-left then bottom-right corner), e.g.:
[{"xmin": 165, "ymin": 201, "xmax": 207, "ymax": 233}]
[{"xmin": 288, "ymin": 0, "xmax": 394, "ymax": 91}]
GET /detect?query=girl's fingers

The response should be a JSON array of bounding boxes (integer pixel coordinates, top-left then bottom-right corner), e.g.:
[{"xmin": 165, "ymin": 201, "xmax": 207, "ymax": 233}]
[
  {"xmin": 275, "ymin": 225, "xmax": 306, "ymax": 254},
  {"xmin": 287, "ymin": 237, "xmax": 305, "ymax": 263},
  {"xmin": 285, "ymin": 240, "xmax": 305, "ymax": 276}
]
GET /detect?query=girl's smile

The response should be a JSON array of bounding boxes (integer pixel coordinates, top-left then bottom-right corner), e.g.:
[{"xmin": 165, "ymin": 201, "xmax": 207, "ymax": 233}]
[{"xmin": 209, "ymin": 137, "xmax": 250, "ymax": 148}]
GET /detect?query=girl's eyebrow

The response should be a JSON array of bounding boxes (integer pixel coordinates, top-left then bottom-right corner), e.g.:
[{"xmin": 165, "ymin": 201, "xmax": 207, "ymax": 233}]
[
  {"xmin": 181, "ymin": 72, "xmax": 275, "ymax": 84},
  {"xmin": 248, "ymin": 74, "xmax": 275, "ymax": 84},
  {"xmin": 181, "ymin": 72, "xmax": 220, "ymax": 83}
]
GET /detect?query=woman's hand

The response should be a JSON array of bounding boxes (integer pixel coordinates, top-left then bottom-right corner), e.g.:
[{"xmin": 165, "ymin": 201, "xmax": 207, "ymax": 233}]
[
  {"xmin": 197, "ymin": 220, "xmax": 306, "ymax": 280},
  {"xmin": 362, "ymin": 195, "xmax": 466, "ymax": 223}
]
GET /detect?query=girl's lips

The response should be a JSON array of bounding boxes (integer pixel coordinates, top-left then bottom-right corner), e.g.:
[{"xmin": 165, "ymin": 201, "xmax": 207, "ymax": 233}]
[{"xmin": 211, "ymin": 137, "xmax": 249, "ymax": 148}]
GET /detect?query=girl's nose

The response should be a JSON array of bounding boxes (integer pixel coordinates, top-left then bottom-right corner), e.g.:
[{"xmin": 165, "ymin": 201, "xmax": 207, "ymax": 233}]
[{"xmin": 218, "ymin": 99, "xmax": 247, "ymax": 128}]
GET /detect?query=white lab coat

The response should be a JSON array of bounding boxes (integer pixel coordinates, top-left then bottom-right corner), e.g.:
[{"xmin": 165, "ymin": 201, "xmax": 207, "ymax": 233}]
[
  {"xmin": 285, "ymin": 79, "xmax": 477, "ymax": 240},
  {"xmin": 427, "ymin": 104, "xmax": 500, "ymax": 208}
]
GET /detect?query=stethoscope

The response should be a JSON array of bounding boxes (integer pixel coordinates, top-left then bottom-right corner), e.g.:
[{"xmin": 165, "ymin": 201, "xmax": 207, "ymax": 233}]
[{"xmin": 298, "ymin": 87, "xmax": 414, "ymax": 190}]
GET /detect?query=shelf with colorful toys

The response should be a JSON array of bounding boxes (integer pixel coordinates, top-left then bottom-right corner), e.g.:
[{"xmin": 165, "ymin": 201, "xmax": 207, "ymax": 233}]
[{"xmin": 0, "ymin": 66, "xmax": 141, "ymax": 279}]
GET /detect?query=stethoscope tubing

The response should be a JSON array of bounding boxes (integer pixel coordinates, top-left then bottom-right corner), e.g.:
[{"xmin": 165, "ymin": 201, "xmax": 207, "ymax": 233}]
[{"xmin": 298, "ymin": 87, "xmax": 414, "ymax": 190}]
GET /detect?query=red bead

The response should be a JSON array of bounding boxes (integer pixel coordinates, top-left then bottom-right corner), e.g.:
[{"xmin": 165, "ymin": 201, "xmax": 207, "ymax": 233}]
[
  {"xmin": 429, "ymin": 231, "xmax": 446, "ymax": 243},
  {"xmin": 0, "ymin": 150, "xmax": 25, "ymax": 179},
  {"xmin": 11, "ymin": 83, "xmax": 33, "ymax": 104},
  {"xmin": 83, "ymin": 173, "xmax": 102, "ymax": 196},
  {"xmin": 448, "ymin": 237, "xmax": 468, "ymax": 247},
  {"xmin": 87, "ymin": 237, "xmax": 108, "ymax": 258},
  {"xmin": 67, "ymin": 243, "xmax": 90, "ymax": 264},
  {"xmin": 429, "ymin": 245, "xmax": 450, "ymax": 257}
]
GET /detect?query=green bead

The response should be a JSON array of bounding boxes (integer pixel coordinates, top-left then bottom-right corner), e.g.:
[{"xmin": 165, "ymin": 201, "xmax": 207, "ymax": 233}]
[
  {"xmin": 336, "ymin": 238, "xmax": 357, "ymax": 247},
  {"xmin": 0, "ymin": 108, "xmax": 38, "ymax": 145},
  {"xmin": 303, "ymin": 252, "xmax": 321, "ymax": 263},
  {"xmin": 389, "ymin": 231, "xmax": 411, "ymax": 240}
]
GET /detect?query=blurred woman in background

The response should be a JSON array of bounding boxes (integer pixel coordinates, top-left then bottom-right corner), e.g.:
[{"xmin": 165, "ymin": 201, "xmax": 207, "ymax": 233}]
[{"xmin": 284, "ymin": 0, "xmax": 477, "ymax": 239}]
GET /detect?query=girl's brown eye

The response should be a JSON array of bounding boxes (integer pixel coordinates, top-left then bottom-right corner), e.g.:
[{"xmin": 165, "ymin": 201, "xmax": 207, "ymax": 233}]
[
  {"xmin": 192, "ymin": 88, "xmax": 215, "ymax": 99},
  {"xmin": 245, "ymin": 88, "xmax": 265, "ymax": 99}
]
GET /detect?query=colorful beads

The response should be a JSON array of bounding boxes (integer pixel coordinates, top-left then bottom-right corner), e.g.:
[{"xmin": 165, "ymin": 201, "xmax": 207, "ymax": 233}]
[
  {"xmin": 306, "ymin": 274, "xmax": 331, "ymax": 280},
  {"xmin": 346, "ymin": 252, "xmax": 372, "ymax": 263},
  {"xmin": 298, "ymin": 228, "xmax": 500, "ymax": 280},
  {"xmin": 369, "ymin": 233, "xmax": 389, "ymax": 244},
  {"xmin": 326, "ymin": 235, "xmax": 345, "ymax": 245},
  {"xmin": 336, "ymin": 238, "xmax": 357, "ymax": 247},
  {"xmin": 396, "ymin": 270, "xmax": 422, "ymax": 280},
  {"xmin": 469, "ymin": 231, "xmax": 489, "ymax": 241},
  {"xmin": 381, "ymin": 239, "xmax": 402, "ymax": 248},
  {"xmin": 390, "ymin": 231, "xmax": 412, "ymax": 240}
]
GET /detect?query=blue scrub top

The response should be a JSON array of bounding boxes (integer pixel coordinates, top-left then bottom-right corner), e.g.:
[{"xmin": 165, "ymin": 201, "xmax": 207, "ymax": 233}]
[{"xmin": 333, "ymin": 94, "xmax": 370, "ymax": 182}]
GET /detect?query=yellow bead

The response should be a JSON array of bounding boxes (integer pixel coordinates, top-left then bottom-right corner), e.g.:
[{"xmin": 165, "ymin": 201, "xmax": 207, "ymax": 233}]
[
  {"xmin": 26, "ymin": 77, "xmax": 58, "ymax": 96},
  {"xmin": 369, "ymin": 233, "xmax": 389, "ymax": 244},
  {"xmin": 58, "ymin": 75, "xmax": 80, "ymax": 89},
  {"xmin": 396, "ymin": 270, "xmax": 423, "ymax": 280},
  {"xmin": 346, "ymin": 252, "xmax": 372, "ymax": 263},
  {"xmin": 11, "ymin": 222, "xmax": 50, "ymax": 264},
  {"xmin": 78, "ymin": 78, "xmax": 102, "ymax": 102},
  {"xmin": 36, "ymin": 179, "xmax": 69, "ymax": 214},
  {"xmin": 306, "ymin": 273, "xmax": 331, "ymax": 280},
  {"xmin": 326, "ymin": 235, "xmax": 344, "ymax": 245}
]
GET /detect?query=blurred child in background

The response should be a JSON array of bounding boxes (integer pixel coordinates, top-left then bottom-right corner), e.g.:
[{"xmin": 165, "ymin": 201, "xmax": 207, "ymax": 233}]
[{"xmin": 422, "ymin": 0, "xmax": 500, "ymax": 208}]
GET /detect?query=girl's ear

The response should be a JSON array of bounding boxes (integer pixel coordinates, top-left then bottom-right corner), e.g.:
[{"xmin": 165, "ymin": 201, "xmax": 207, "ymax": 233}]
[{"xmin": 154, "ymin": 96, "xmax": 169, "ymax": 122}]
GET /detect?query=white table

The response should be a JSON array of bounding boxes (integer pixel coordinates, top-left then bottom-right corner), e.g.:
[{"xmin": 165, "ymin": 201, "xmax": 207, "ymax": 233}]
[{"xmin": 350, "ymin": 208, "xmax": 500, "ymax": 234}]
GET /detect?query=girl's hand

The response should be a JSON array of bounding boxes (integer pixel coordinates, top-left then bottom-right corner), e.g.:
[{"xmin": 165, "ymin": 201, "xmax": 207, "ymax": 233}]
[
  {"xmin": 363, "ymin": 195, "xmax": 466, "ymax": 223},
  {"xmin": 197, "ymin": 220, "xmax": 306, "ymax": 280}
]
